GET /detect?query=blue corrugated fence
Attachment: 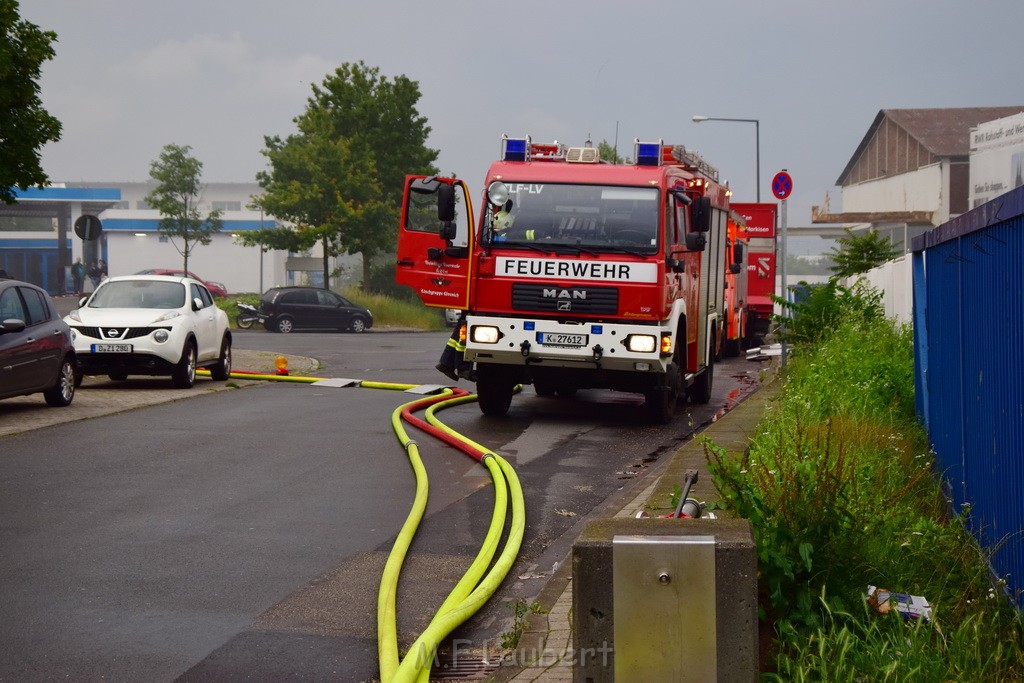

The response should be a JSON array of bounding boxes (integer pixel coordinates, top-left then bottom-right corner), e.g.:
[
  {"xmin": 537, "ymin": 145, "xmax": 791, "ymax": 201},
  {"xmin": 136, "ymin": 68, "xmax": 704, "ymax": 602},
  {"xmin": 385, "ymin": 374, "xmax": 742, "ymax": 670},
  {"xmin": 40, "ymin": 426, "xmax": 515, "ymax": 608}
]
[{"xmin": 912, "ymin": 185, "xmax": 1024, "ymax": 604}]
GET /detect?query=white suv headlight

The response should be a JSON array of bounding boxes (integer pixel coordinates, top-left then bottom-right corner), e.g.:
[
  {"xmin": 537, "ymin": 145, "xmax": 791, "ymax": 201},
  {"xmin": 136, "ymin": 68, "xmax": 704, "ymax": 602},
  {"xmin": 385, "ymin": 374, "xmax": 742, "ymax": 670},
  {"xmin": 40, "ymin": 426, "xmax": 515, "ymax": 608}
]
[{"xmin": 153, "ymin": 329, "xmax": 170, "ymax": 343}]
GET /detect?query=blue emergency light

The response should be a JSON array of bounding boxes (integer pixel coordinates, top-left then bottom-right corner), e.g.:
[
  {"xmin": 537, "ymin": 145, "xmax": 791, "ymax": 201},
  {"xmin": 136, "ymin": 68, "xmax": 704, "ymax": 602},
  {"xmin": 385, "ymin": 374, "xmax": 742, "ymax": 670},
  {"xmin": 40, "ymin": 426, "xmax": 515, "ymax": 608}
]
[
  {"xmin": 502, "ymin": 137, "xmax": 530, "ymax": 162},
  {"xmin": 524, "ymin": 321, "xmax": 536, "ymax": 331},
  {"xmin": 634, "ymin": 140, "xmax": 663, "ymax": 166}
]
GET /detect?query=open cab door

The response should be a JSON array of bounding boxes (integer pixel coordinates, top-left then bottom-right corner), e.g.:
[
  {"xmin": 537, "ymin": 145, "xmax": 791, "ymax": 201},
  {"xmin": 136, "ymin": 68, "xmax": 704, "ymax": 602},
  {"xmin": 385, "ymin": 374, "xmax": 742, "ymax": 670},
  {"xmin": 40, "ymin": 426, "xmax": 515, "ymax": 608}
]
[{"xmin": 395, "ymin": 175, "xmax": 475, "ymax": 309}]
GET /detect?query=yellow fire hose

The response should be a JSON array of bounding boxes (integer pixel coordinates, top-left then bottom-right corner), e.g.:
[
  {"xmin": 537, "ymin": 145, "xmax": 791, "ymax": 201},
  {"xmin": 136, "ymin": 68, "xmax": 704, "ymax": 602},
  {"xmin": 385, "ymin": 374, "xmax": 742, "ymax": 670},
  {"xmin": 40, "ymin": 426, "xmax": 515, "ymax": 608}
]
[{"xmin": 199, "ymin": 367, "xmax": 525, "ymax": 682}]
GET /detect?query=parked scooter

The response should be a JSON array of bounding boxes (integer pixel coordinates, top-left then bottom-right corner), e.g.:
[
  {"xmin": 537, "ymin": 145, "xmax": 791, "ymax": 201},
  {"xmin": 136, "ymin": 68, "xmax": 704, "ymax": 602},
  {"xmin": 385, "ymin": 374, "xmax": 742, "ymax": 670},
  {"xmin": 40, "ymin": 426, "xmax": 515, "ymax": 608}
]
[{"xmin": 235, "ymin": 302, "xmax": 262, "ymax": 329}]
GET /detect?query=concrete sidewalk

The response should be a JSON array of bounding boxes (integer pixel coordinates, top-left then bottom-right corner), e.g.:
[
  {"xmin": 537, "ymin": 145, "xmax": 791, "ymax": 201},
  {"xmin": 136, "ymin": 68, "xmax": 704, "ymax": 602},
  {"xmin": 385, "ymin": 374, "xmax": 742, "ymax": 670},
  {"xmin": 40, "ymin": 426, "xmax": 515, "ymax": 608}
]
[
  {"xmin": 492, "ymin": 371, "xmax": 782, "ymax": 682},
  {"xmin": 0, "ymin": 350, "xmax": 318, "ymax": 439}
]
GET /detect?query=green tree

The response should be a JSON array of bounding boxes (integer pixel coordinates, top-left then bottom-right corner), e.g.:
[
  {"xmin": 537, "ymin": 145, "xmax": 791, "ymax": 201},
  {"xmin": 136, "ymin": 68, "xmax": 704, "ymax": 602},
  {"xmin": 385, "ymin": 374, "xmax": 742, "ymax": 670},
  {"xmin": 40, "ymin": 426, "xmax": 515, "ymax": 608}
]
[
  {"xmin": 252, "ymin": 115, "xmax": 389, "ymax": 288},
  {"xmin": 145, "ymin": 144, "xmax": 223, "ymax": 272},
  {"xmin": 0, "ymin": 0, "xmax": 62, "ymax": 204},
  {"xmin": 245, "ymin": 61, "xmax": 438, "ymax": 288},
  {"xmin": 597, "ymin": 140, "xmax": 621, "ymax": 164},
  {"xmin": 827, "ymin": 228, "xmax": 901, "ymax": 279}
]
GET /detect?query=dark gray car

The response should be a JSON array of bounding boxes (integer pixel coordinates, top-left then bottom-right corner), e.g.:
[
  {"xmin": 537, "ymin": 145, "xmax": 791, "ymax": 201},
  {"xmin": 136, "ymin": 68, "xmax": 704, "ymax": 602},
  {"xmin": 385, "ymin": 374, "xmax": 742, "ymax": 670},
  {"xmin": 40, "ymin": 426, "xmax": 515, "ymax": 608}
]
[
  {"xmin": 0, "ymin": 278, "xmax": 77, "ymax": 406},
  {"xmin": 259, "ymin": 287, "xmax": 373, "ymax": 334}
]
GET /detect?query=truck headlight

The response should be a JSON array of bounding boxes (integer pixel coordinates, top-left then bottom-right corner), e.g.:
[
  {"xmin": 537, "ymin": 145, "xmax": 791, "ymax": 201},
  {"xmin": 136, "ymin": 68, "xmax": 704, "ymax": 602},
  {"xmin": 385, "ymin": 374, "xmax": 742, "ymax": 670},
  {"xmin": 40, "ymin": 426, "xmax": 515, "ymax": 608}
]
[
  {"xmin": 625, "ymin": 334, "xmax": 657, "ymax": 353},
  {"xmin": 471, "ymin": 325, "xmax": 500, "ymax": 344}
]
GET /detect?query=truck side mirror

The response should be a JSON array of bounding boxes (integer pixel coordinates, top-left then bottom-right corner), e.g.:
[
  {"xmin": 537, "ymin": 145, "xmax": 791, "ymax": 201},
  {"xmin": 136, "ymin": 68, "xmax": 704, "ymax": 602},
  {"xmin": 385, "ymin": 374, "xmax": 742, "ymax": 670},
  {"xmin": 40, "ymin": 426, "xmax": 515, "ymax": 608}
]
[
  {"xmin": 685, "ymin": 232, "xmax": 706, "ymax": 251},
  {"xmin": 733, "ymin": 241, "xmax": 744, "ymax": 265},
  {"xmin": 439, "ymin": 221, "xmax": 457, "ymax": 241},
  {"xmin": 438, "ymin": 183, "xmax": 456, "ymax": 223},
  {"xmin": 729, "ymin": 263, "xmax": 741, "ymax": 274},
  {"xmin": 693, "ymin": 196, "xmax": 712, "ymax": 233},
  {"xmin": 667, "ymin": 257, "xmax": 686, "ymax": 273}
]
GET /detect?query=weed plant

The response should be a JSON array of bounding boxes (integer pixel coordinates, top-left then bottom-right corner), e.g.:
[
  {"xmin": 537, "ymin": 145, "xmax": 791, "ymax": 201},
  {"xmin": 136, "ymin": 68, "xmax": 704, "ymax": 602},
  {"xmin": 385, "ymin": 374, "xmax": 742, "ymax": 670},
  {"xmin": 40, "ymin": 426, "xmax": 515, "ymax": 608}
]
[
  {"xmin": 708, "ymin": 280, "xmax": 1024, "ymax": 679},
  {"xmin": 500, "ymin": 599, "xmax": 543, "ymax": 650}
]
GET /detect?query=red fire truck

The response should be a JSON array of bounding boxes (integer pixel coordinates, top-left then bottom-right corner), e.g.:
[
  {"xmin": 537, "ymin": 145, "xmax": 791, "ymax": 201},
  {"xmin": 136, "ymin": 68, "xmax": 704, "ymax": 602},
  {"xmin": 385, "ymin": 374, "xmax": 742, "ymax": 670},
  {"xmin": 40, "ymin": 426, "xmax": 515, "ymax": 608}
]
[
  {"xmin": 396, "ymin": 136, "xmax": 737, "ymax": 423},
  {"xmin": 722, "ymin": 212, "xmax": 749, "ymax": 357},
  {"xmin": 730, "ymin": 202, "xmax": 777, "ymax": 346}
]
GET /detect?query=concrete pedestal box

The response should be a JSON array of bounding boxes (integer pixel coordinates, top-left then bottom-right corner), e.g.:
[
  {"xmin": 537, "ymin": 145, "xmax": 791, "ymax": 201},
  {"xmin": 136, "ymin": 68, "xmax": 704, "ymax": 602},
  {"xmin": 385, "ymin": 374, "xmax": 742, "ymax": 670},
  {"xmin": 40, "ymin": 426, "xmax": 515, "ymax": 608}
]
[{"xmin": 572, "ymin": 518, "xmax": 757, "ymax": 682}]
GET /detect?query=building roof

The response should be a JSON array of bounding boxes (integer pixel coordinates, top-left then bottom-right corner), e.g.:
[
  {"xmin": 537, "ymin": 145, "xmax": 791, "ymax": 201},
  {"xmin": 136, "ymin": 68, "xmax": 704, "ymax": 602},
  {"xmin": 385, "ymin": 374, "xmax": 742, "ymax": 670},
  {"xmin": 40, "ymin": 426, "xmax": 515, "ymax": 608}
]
[
  {"xmin": 836, "ymin": 106, "xmax": 1024, "ymax": 186},
  {"xmin": 2, "ymin": 186, "xmax": 122, "ymax": 218}
]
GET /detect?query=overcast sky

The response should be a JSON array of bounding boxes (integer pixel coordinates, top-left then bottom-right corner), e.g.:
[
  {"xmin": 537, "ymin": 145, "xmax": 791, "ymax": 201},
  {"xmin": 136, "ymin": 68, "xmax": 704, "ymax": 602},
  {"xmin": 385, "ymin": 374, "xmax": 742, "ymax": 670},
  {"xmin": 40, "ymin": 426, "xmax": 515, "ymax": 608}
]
[{"xmin": 22, "ymin": 0, "xmax": 1024, "ymax": 236}]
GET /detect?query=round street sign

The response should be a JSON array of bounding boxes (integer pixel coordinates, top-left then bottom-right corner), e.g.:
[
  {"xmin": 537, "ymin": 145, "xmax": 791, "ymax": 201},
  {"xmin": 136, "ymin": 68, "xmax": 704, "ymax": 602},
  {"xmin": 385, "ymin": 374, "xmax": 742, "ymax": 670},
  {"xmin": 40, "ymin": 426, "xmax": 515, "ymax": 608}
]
[
  {"xmin": 74, "ymin": 214, "xmax": 103, "ymax": 240},
  {"xmin": 771, "ymin": 171, "xmax": 793, "ymax": 200}
]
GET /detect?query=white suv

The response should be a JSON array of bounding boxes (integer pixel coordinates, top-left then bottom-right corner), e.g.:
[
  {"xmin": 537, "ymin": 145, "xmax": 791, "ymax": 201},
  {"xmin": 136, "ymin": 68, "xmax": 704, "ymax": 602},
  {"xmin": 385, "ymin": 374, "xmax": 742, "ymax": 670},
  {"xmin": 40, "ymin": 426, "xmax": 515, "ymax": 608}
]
[{"xmin": 65, "ymin": 275, "xmax": 231, "ymax": 388}]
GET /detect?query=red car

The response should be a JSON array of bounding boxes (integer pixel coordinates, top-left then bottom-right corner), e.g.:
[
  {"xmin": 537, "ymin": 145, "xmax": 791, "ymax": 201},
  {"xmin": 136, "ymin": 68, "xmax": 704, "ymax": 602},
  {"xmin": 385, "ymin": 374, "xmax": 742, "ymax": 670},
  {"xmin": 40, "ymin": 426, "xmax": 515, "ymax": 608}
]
[{"xmin": 135, "ymin": 269, "xmax": 227, "ymax": 298}]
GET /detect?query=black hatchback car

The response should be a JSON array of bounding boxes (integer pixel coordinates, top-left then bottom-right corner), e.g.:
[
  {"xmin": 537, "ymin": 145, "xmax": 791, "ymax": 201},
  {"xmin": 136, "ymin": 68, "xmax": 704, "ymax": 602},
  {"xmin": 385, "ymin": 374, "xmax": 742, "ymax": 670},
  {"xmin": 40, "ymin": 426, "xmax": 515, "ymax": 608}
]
[
  {"xmin": 0, "ymin": 277, "xmax": 77, "ymax": 406},
  {"xmin": 259, "ymin": 287, "xmax": 373, "ymax": 333}
]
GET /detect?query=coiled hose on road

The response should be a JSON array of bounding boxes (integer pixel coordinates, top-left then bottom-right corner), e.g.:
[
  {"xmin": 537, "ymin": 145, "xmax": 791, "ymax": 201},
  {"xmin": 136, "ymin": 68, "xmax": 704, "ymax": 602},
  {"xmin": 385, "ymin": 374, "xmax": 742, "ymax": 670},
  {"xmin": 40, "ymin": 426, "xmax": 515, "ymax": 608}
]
[{"xmin": 199, "ymin": 369, "xmax": 525, "ymax": 683}]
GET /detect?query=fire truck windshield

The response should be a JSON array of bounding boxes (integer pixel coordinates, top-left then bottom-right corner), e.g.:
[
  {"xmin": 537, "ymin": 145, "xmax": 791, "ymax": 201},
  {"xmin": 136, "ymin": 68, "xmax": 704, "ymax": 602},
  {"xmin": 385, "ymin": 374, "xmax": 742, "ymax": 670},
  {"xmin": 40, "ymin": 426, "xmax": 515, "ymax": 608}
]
[{"xmin": 485, "ymin": 183, "xmax": 659, "ymax": 253}]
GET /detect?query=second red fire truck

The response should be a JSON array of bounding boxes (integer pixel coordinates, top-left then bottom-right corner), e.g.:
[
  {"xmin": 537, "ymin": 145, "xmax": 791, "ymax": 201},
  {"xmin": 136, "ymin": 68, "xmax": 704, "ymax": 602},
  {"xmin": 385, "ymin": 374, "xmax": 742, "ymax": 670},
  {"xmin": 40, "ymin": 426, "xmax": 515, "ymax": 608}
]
[
  {"xmin": 396, "ymin": 136, "xmax": 742, "ymax": 423},
  {"xmin": 731, "ymin": 202, "xmax": 778, "ymax": 347}
]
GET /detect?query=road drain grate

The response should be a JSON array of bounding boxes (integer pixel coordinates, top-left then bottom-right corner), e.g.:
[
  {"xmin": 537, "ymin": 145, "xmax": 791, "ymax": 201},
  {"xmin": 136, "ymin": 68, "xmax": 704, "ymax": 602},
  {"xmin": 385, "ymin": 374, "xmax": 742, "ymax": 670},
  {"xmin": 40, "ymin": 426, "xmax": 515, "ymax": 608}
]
[{"xmin": 429, "ymin": 653, "xmax": 501, "ymax": 681}]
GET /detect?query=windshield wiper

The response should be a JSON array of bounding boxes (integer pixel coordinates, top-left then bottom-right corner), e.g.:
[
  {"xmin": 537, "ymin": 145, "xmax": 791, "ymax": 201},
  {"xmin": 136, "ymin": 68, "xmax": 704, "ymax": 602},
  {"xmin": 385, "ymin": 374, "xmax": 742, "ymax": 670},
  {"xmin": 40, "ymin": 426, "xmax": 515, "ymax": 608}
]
[
  {"xmin": 497, "ymin": 240, "xmax": 554, "ymax": 254},
  {"xmin": 599, "ymin": 245, "xmax": 648, "ymax": 257},
  {"xmin": 554, "ymin": 244, "xmax": 599, "ymax": 257}
]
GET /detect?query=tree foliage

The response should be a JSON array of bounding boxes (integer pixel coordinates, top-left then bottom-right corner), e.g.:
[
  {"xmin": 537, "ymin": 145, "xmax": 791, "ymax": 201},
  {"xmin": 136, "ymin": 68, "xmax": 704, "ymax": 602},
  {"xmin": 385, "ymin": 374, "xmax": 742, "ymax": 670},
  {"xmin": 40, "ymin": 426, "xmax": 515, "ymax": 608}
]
[
  {"xmin": 828, "ymin": 228, "xmax": 901, "ymax": 278},
  {"xmin": 0, "ymin": 0, "xmax": 62, "ymax": 204},
  {"xmin": 247, "ymin": 61, "xmax": 438, "ymax": 288},
  {"xmin": 145, "ymin": 144, "xmax": 223, "ymax": 272},
  {"xmin": 772, "ymin": 279, "xmax": 885, "ymax": 346},
  {"xmin": 597, "ymin": 140, "xmax": 622, "ymax": 164}
]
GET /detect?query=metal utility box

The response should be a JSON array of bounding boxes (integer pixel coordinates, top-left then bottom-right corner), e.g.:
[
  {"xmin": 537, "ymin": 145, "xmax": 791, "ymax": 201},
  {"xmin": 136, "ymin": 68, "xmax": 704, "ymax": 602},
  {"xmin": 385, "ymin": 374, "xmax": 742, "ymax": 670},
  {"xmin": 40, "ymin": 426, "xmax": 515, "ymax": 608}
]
[
  {"xmin": 572, "ymin": 518, "xmax": 757, "ymax": 683},
  {"xmin": 613, "ymin": 535, "xmax": 717, "ymax": 681}
]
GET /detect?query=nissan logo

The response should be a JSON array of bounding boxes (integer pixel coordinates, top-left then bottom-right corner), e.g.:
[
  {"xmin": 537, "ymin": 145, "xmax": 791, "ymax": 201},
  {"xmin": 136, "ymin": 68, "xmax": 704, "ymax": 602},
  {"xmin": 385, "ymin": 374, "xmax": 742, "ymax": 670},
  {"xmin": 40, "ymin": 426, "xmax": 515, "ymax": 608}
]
[{"xmin": 106, "ymin": 329, "xmax": 121, "ymax": 338}]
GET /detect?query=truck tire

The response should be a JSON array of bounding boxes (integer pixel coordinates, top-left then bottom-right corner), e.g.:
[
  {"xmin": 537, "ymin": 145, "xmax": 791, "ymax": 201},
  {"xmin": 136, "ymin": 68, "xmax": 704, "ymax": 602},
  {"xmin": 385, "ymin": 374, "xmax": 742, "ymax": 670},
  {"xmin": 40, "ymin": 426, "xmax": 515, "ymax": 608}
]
[
  {"xmin": 533, "ymin": 379, "xmax": 557, "ymax": 397},
  {"xmin": 476, "ymin": 365, "xmax": 514, "ymax": 416},
  {"xmin": 688, "ymin": 356, "xmax": 714, "ymax": 404},
  {"xmin": 645, "ymin": 363, "xmax": 681, "ymax": 424},
  {"xmin": 722, "ymin": 337, "xmax": 741, "ymax": 358}
]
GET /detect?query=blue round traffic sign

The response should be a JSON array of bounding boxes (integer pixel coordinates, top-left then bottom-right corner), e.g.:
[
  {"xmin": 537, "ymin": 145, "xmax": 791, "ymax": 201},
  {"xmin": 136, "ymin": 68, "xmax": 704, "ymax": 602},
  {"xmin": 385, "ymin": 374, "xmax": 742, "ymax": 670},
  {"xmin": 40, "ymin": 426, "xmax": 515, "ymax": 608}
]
[{"xmin": 772, "ymin": 171, "xmax": 793, "ymax": 200}]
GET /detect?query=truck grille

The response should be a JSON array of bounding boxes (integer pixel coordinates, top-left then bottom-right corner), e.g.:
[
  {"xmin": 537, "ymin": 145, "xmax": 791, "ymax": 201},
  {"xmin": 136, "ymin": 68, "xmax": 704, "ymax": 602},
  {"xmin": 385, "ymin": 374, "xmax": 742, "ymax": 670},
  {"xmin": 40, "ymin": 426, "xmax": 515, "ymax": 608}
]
[{"xmin": 511, "ymin": 283, "xmax": 618, "ymax": 315}]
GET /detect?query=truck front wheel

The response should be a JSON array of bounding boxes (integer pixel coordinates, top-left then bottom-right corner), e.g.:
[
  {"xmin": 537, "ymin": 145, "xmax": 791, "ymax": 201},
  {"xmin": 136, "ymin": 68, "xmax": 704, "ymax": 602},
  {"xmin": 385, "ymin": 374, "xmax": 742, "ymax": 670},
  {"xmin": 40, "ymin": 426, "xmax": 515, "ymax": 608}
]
[
  {"xmin": 645, "ymin": 363, "xmax": 681, "ymax": 424},
  {"xmin": 688, "ymin": 356, "xmax": 714, "ymax": 404},
  {"xmin": 476, "ymin": 365, "xmax": 515, "ymax": 416}
]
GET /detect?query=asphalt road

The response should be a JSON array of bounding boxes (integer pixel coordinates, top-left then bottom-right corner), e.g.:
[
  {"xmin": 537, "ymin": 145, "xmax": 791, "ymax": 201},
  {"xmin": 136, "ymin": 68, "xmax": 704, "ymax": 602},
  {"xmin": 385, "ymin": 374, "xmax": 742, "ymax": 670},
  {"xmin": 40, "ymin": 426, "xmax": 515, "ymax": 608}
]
[{"xmin": 0, "ymin": 328, "xmax": 761, "ymax": 681}]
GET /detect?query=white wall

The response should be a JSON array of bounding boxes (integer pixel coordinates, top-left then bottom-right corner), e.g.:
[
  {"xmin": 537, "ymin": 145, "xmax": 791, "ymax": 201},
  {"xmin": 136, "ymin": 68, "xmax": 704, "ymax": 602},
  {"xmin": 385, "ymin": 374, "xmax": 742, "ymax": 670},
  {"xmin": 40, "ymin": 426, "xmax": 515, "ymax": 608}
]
[
  {"xmin": 90, "ymin": 181, "xmax": 368, "ymax": 294},
  {"xmin": 841, "ymin": 164, "xmax": 944, "ymax": 217},
  {"xmin": 105, "ymin": 231, "xmax": 289, "ymax": 294},
  {"xmin": 843, "ymin": 255, "xmax": 913, "ymax": 324}
]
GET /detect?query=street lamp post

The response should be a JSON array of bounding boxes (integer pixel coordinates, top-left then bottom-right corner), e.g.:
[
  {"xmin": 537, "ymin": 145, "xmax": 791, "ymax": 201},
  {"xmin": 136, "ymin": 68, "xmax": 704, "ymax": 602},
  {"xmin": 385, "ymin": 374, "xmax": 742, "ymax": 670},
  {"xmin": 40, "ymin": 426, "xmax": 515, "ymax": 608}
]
[{"xmin": 692, "ymin": 115, "xmax": 760, "ymax": 202}]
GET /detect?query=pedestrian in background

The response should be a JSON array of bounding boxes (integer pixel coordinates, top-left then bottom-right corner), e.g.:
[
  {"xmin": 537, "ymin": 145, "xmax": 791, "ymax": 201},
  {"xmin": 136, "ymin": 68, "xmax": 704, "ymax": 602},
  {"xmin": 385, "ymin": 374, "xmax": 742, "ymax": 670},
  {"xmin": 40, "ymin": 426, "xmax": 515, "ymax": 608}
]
[{"xmin": 71, "ymin": 258, "xmax": 86, "ymax": 295}]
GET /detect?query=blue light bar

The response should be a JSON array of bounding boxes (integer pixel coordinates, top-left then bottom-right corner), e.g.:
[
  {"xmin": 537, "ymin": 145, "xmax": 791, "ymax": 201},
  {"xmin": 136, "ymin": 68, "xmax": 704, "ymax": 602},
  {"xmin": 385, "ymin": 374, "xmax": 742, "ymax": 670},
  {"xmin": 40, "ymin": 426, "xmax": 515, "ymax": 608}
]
[
  {"xmin": 635, "ymin": 141, "xmax": 662, "ymax": 166},
  {"xmin": 524, "ymin": 321, "xmax": 536, "ymax": 330},
  {"xmin": 591, "ymin": 325, "xmax": 603, "ymax": 334},
  {"xmin": 503, "ymin": 137, "xmax": 529, "ymax": 162}
]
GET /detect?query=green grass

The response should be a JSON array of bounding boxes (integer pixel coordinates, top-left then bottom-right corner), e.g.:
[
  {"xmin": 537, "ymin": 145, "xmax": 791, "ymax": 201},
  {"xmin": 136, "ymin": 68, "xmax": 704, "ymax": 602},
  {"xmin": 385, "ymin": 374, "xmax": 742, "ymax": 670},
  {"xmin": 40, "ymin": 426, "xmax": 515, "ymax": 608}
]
[
  {"xmin": 706, "ymin": 282, "xmax": 1024, "ymax": 679},
  {"xmin": 215, "ymin": 288, "xmax": 449, "ymax": 331}
]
